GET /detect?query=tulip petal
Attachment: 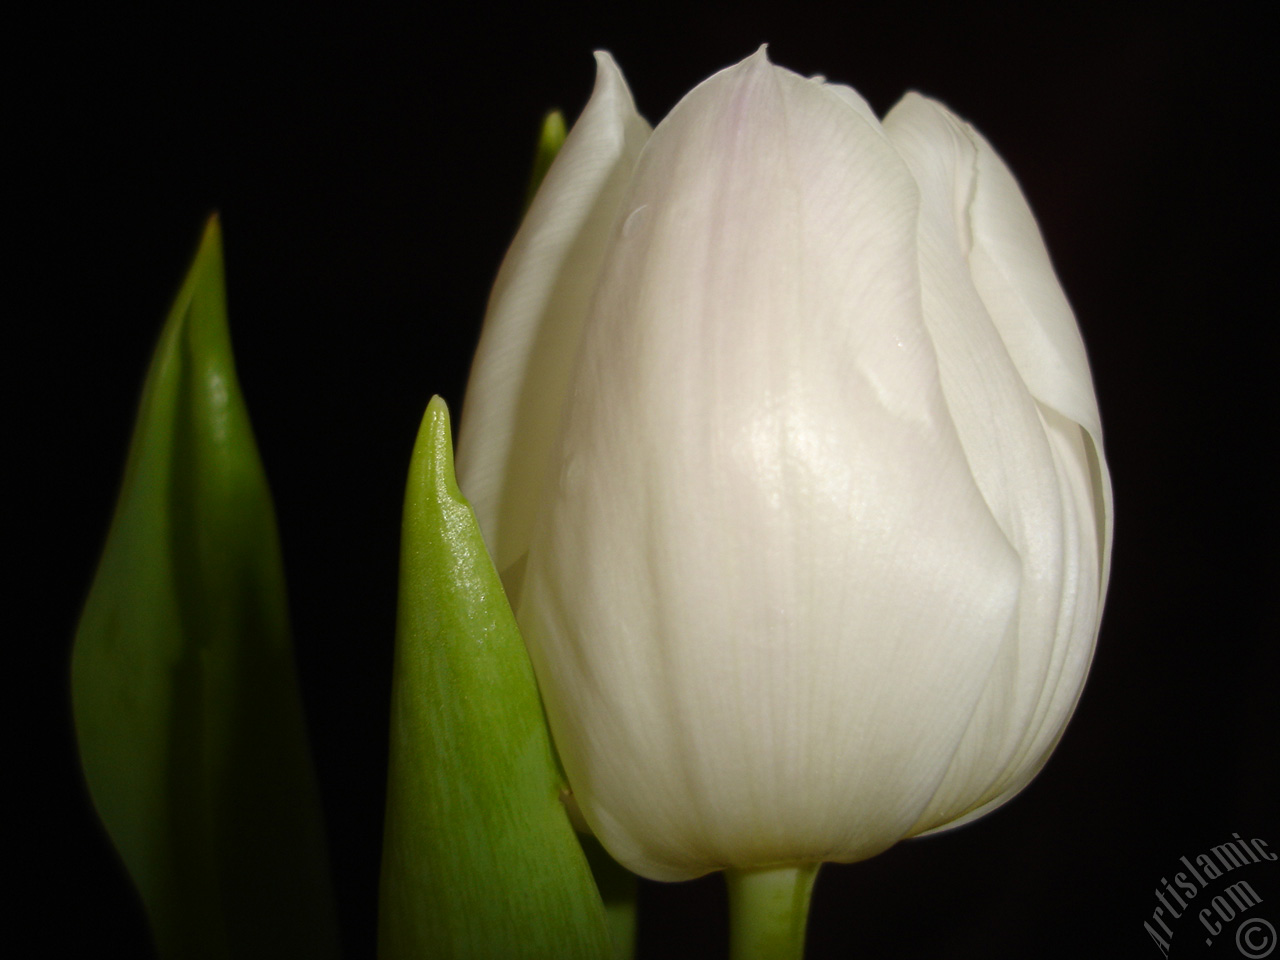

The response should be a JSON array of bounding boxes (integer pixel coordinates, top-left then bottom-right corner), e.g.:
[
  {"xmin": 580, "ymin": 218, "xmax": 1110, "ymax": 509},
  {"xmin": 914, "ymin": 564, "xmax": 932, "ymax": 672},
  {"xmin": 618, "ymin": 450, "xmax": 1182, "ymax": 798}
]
[
  {"xmin": 820, "ymin": 79, "xmax": 884, "ymax": 130},
  {"xmin": 882, "ymin": 94, "xmax": 1107, "ymax": 830},
  {"xmin": 963, "ymin": 118, "xmax": 1114, "ymax": 594},
  {"xmin": 519, "ymin": 51, "xmax": 1024, "ymax": 880},
  {"xmin": 889, "ymin": 94, "xmax": 1112, "ymax": 588},
  {"xmin": 456, "ymin": 52, "xmax": 651, "ymax": 598}
]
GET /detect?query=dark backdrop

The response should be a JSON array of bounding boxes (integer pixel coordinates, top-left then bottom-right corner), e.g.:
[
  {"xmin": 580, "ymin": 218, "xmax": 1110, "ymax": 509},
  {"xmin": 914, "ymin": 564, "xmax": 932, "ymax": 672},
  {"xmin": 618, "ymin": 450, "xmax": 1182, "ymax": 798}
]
[{"xmin": 16, "ymin": 3, "xmax": 1274, "ymax": 958}]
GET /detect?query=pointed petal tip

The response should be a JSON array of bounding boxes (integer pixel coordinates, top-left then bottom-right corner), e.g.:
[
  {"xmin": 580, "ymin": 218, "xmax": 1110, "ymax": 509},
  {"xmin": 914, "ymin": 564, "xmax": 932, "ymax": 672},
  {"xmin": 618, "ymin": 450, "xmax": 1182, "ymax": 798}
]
[
  {"xmin": 588, "ymin": 49, "xmax": 641, "ymax": 113},
  {"xmin": 591, "ymin": 49, "xmax": 623, "ymax": 81},
  {"xmin": 887, "ymin": 90, "xmax": 967, "ymax": 131},
  {"xmin": 740, "ymin": 44, "xmax": 772, "ymax": 71},
  {"xmin": 883, "ymin": 89, "xmax": 931, "ymax": 120}
]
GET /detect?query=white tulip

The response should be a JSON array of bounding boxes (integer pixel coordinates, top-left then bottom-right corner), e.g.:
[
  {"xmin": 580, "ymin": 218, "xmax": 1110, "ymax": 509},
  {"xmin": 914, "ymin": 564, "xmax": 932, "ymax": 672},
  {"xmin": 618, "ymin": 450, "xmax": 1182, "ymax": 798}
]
[{"xmin": 457, "ymin": 48, "xmax": 1112, "ymax": 883}]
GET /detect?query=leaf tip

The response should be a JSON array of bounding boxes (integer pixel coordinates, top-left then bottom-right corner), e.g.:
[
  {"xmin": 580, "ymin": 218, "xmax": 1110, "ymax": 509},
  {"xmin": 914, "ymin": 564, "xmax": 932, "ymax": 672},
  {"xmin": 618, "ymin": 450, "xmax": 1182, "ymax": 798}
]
[
  {"xmin": 412, "ymin": 395, "xmax": 463, "ymax": 505},
  {"xmin": 196, "ymin": 212, "xmax": 224, "ymax": 267}
]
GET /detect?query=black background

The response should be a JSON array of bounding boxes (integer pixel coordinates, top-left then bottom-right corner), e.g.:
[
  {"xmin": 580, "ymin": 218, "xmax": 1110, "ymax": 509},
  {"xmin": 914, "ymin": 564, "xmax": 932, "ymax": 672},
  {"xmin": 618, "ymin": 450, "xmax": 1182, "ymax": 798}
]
[{"xmin": 16, "ymin": 3, "xmax": 1275, "ymax": 958}]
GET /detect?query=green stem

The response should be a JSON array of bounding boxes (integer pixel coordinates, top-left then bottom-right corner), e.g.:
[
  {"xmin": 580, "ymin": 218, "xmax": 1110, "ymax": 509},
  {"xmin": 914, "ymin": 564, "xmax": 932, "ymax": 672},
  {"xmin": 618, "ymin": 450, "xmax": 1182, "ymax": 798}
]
[{"xmin": 725, "ymin": 863, "xmax": 820, "ymax": 960}]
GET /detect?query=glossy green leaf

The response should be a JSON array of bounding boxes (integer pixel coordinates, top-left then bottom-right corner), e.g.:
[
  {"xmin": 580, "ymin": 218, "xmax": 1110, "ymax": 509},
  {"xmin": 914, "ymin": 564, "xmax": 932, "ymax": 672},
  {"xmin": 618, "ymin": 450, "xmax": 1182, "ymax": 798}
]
[
  {"xmin": 378, "ymin": 396, "xmax": 611, "ymax": 960},
  {"xmin": 523, "ymin": 109, "xmax": 567, "ymax": 213},
  {"xmin": 71, "ymin": 216, "xmax": 340, "ymax": 959}
]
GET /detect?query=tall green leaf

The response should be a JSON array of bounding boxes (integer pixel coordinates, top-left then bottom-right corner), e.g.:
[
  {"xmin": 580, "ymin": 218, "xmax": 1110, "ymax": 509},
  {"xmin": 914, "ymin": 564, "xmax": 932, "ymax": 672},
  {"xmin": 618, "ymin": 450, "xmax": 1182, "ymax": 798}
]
[
  {"xmin": 378, "ymin": 396, "xmax": 611, "ymax": 959},
  {"xmin": 72, "ymin": 216, "xmax": 340, "ymax": 959}
]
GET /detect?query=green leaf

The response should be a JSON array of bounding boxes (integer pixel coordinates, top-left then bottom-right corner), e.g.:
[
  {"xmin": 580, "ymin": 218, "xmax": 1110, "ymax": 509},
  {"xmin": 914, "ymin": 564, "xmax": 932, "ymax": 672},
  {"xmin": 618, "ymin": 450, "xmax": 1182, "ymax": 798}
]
[
  {"xmin": 523, "ymin": 109, "xmax": 567, "ymax": 213},
  {"xmin": 71, "ymin": 216, "xmax": 340, "ymax": 959},
  {"xmin": 378, "ymin": 396, "xmax": 611, "ymax": 960}
]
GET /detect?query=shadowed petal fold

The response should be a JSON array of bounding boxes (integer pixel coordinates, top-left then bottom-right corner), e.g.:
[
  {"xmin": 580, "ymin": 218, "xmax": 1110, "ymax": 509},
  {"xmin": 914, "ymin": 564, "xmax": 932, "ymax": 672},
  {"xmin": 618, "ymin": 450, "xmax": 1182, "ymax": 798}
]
[{"xmin": 883, "ymin": 94, "xmax": 1108, "ymax": 831}]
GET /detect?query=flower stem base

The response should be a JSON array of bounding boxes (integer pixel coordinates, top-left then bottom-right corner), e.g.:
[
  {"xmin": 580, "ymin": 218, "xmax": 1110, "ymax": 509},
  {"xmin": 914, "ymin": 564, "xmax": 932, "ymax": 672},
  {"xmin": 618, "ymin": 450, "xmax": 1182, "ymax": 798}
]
[{"xmin": 725, "ymin": 863, "xmax": 820, "ymax": 960}]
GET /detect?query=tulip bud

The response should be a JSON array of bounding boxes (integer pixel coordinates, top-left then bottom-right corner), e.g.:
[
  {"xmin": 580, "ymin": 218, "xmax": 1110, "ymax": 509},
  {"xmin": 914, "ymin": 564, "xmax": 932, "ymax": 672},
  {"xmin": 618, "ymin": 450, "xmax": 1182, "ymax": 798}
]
[{"xmin": 457, "ymin": 48, "xmax": 1112, "ymax": 883}]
